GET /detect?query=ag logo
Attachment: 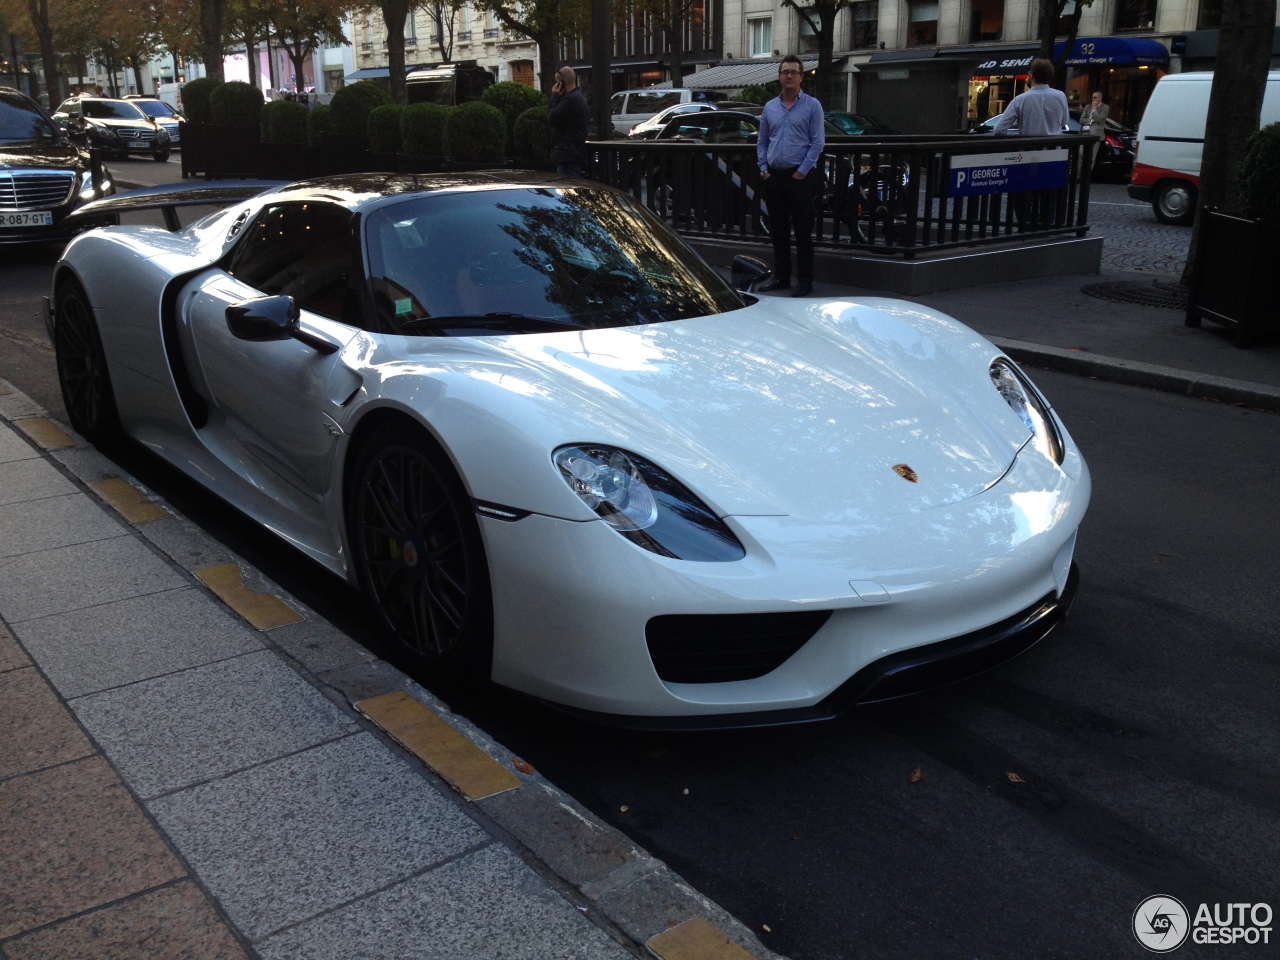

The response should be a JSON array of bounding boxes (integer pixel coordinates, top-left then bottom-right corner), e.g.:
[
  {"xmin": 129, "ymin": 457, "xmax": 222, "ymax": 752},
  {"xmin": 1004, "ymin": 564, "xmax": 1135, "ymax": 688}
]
[{"xmin": 1133, "ymin": 895, "xmax": 1190, "ymax": 952}]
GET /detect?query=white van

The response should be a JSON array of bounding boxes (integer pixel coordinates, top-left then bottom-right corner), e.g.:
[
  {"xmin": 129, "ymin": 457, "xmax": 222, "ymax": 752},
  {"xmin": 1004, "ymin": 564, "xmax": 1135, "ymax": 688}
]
[
  {"xmin": 1128, "ymin": 71, "xmax": 1280, "ymax": 224},
  {"xmin": 609, "ymin": 88, "xmax": 725, "ymax": 134},
  {"xmin": 157, "ymin": 82, "xmax": 184, "ymax": 114}
]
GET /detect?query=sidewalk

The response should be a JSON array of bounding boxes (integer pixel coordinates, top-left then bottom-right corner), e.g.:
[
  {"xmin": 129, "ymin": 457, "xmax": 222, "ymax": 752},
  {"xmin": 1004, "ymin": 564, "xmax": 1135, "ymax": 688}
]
[
  {"xmin": 0, "ymin": 384, "xmax": 775, "ymax": 960},
  {"xmin": 2, "ymin": 263, "xmax": 1276, "ymax": 960}
]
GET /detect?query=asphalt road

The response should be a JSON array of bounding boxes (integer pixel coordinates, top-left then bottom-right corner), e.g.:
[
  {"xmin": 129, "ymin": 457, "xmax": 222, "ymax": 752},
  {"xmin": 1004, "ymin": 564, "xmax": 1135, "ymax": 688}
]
[{"xmin": 3, "ymin": 168, "xmax": 1276, "ymax": 958}]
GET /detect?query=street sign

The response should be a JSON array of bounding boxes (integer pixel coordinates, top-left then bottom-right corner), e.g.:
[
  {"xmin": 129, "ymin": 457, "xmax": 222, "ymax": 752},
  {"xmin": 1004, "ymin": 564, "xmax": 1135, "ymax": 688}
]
[{"xmin": 948, "ymin": 148, "xmax": 1069, "ymax": 197}]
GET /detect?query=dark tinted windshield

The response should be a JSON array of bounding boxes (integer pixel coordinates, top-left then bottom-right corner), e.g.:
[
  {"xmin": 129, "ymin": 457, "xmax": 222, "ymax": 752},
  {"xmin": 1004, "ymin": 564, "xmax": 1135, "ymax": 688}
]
[
  {"xmin": 82, "ymin": 100, "xmax": 147, "ymax": 121},
  {"xmin": 0, "ymin": 94, "xmax": 61, "ymax": 144},
  {"xmin": 365, "ymin": 187, "xmax": 744, "ymax": 336},
  {"xmin": 131, "ymin": 99, "xmax": 177, "ymax": 118}
]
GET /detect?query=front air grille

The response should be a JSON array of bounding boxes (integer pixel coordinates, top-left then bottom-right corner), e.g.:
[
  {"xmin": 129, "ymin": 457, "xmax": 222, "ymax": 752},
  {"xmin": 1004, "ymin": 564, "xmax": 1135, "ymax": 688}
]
[
  {"xmin": 646, "ymin": 610, "xmax": 833, "ymax": 684},
  {"xmin": 0, "ymin": 170, "xmax": 76, "ymax": 209},
  {"xmin": 117, "ymin": 128, "xmax": 155, "ymax": 142}
]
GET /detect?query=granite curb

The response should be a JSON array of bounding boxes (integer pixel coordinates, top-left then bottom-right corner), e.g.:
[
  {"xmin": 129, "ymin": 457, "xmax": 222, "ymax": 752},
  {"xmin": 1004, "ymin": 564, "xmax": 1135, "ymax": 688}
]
[
  {"xmin": 0, "ymin": 380, "xmax": 786, "ymax": 960},
  {"xmin": 991, "ymin": 338, "xmax": 1280, "ymax": 412}
]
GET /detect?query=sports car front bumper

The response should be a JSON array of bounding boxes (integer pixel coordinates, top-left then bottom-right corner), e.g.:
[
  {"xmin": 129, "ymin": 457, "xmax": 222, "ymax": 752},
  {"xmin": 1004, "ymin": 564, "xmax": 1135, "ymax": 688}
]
[{"xmin": 479, "ymin": 441, "xmax": 1089, "ymax": 724}]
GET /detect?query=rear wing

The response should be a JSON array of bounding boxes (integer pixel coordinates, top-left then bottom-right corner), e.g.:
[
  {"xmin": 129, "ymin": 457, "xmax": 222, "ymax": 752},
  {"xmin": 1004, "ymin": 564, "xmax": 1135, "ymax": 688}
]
[{"xmin": 67, "ymin": 180, "xmax": 290, "ymax": 231}]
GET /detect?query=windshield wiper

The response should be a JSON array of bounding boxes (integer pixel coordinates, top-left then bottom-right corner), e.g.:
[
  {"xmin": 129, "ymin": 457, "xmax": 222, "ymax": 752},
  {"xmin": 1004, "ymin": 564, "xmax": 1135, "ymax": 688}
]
[{"xmin": 400, "ymin": 312, "xmax": 587, "ymax": 333}]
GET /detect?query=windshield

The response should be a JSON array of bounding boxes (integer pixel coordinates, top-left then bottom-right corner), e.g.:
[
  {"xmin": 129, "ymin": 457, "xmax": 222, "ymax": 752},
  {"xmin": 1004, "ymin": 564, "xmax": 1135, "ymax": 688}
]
[
  {"xmin": 0, "ymin": 96, "xmax": 61, "ymax": 144},
  {"xmin": 132, "ymin": 99, "xmax": 176, "ymax": 118},
  {"xmin": 82, "ymin": 100, "xmax": 147, "ymax": 121},
  {"xmin": 365, "ymin": 187, "xmax": 744, "ymax": 337}
]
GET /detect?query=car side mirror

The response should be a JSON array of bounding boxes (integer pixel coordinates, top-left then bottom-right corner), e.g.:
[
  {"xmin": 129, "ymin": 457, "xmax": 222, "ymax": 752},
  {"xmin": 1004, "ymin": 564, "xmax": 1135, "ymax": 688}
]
[
  {"xmin": 731, "ymin": 254, "xmax": 771, "ymax": 292},
  {"xmin": 226, "ymin": 295, "xmax": 338, "ymax": 354}
]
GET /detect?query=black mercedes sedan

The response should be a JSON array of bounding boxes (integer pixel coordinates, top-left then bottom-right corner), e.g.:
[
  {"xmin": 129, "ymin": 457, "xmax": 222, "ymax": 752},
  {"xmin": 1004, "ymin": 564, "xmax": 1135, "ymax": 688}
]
[{"xmin": 0, "ymin": 86, "xmax": 115, "ymax": 245}]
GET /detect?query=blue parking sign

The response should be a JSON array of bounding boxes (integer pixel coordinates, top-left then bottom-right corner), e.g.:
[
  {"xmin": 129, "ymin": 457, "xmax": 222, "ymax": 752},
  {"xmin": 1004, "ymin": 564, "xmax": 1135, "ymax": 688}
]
[{"xmin": 949, "ymin": 149, "xmax": 1069, "ymax": 197}]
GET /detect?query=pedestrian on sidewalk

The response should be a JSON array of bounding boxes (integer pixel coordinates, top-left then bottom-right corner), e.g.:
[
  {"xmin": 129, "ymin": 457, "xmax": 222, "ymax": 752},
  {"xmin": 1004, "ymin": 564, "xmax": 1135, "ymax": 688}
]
[
  {"xmin": 549, "ymin": 66, "xmax": 589, "ymax": 178},
  {"xmin": 756, "ymin": 54, "xmax": 825, "ymax": 297},
  {"xmin": 994, "ymin": 58, "xmax": 1068, "ymax": 230},
  {"xmin": 1079, "ymin": 91, "xmax": 1110, "ymax": 138},
  {"xmin": 993, "ymin": 58, "xmax": 1069, "ymax": 136}
]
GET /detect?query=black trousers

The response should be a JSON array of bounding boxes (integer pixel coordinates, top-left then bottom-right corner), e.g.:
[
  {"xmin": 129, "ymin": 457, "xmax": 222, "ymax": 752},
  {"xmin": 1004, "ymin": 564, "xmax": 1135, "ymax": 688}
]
[{"xmin": 763, "ymin": 168, "xmax": 817, "ymax": 282}]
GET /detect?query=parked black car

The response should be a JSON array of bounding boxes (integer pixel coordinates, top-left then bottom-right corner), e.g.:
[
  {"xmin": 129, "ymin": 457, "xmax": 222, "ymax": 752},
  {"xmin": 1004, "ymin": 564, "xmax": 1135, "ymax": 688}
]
[
  {"xmin": 825, "ymin": 111, "xmax": 900, "ymax": 136},
  {"xmin": 52, "ymin": 96, "xmax": 172, "ymax": 162},
  {"xmin": 970, "ymin": 111, "xmax": 1135, "ymax": 182},
  {"xmin": 0, "ymin": 86, "xmax": 116, "ymax": 245},
  {"xmin": 655, "ymin": 110, "xmax": 847, "ymax": 143},
  {"xmin": 123, "ymin": 95, "xmax": 182, "ymax": 149}
]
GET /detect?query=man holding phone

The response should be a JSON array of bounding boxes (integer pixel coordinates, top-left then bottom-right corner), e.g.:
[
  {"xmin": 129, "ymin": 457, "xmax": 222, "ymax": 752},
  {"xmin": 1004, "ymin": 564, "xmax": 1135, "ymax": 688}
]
[{"xmin": 549, "ymin": 66, "xmax": 589, "ymax": 177}]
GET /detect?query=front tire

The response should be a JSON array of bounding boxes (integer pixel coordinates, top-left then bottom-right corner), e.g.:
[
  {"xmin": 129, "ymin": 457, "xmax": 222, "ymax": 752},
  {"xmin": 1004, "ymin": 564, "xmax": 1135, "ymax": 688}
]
[
  {"xmin": 1153, "ymin": 181, "xmax": 1195, "ymax": 226},
  {"xmin": 348, "ymin": 421, "xmax": 493, "ymax": 679},
  {"xmin": 153, "ymin": 147, "xmax": 171, "ymax": 162},
  {"xmin": 54, "ymin": 279, "xmax": 122, "ymax": 447}
]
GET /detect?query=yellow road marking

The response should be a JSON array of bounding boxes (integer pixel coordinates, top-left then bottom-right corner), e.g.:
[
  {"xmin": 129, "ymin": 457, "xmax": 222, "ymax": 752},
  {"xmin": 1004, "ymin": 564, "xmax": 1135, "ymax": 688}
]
[
  {"xmin": 195, "ymin": 563, "xmax": 303, "ymax": 630},
  {"xmin": 647, "ymin": 918, "xmax": 760, "ymax": 960},
  {"xmin": 14, "ymin": 418, "xmax": 74, "ymax": 449},
  {"xmin": 89, "ymin": 477, "xmax": 168, "ymax": 523},
  {"xmin": 356, "ymin": 690, "xmax": 521, "ymax": 800}
]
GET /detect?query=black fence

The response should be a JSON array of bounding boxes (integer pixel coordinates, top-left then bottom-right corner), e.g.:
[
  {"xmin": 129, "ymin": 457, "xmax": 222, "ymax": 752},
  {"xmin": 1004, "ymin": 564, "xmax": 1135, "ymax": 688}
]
[{"xmin": 589, "ymin": 135, "xmax": 1097, "ymax": 259}]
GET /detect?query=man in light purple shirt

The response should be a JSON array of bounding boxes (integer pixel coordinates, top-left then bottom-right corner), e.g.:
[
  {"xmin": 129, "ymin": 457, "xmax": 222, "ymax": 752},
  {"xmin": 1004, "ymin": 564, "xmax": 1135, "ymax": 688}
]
[
  {"xmin": 756, "ymin": 54, "xmax": 825, "ymax": 297},
  {"xmin": 994, "ymin": 58, "xmax": 1069, "ymax": 136}
]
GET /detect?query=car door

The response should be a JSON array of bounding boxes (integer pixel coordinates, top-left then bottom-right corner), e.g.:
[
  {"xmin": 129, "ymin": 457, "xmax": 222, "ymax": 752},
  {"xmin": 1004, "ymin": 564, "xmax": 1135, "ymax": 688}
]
[{"xmin": 182, "ymin": 199, "xmax": 362, "ymax": 509}]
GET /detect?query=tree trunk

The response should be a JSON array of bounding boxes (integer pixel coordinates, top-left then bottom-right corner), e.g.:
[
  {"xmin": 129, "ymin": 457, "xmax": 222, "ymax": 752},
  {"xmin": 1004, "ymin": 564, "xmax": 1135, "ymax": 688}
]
[
  {"xmin": 667, "ymin": 5, "xmax": 683, "ymax": 86},
  {"xmin": 200, "ymin": 0, "xmax": 227, "ymax": 82},
  {"xmin": 816, "ymin": 7, "xmax": 836, "ymax": 109},
  {"xmin": 132, "ymin": 59, "xmax": 145, "ymax": 95},
  {"xmin": 26, "ymin": 0, "xmax": 61, "ymax": 104},
  {"xmin": 246, "ymin": 37, "xmax": 259, "ymax": 89},
  {"xmin": 1180, "ymin": 0, "xmax": 1278, "ymax": 285}
]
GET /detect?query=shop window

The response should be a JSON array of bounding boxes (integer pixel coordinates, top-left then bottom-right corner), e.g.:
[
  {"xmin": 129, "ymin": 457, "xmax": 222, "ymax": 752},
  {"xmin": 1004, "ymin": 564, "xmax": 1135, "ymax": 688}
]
[
  {"xmin": 798, "ymin": 13, "xmax": 819, "ymax": 53},
  {"xmin": 908, "ymin": 0, "xmax": 939, "ymax": 46},
  {"xmin": 1057, "ymin": 0, "xmax": 1077, "ymax": 35},
  {"xmin": 852, "ymin": 0, "xmax": 878, "ymax": 48},
  {"xmin": 1115, "ymin": 0, "xmax": 1156, "ymax": 31},
  {"xmin": 749, "ymin": 16, "xmax": 773, "ymax": 57},
  {"xmin": 1196, "ymin": 0, "xmax": 1223, "ymax": 28},
  {"xmin": 969, "ymin": 0, "xmax": 1003, "ymax": 42}
]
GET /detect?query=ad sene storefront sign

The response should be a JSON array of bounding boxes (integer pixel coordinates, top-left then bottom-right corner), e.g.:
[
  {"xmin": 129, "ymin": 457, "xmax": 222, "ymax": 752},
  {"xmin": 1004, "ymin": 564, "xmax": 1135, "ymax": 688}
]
[{"xmin": 973, "ymin": 55, "xmax": 1034, "ymax": 76}]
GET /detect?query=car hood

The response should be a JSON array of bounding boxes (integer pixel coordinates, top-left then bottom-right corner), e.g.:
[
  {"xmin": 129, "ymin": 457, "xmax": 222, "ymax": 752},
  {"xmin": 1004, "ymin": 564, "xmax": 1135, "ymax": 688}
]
[
  {"xmin": 388, "ymin": 297, "xmax": 1033, "ymax": 523},
  {"xmin": 88, "ymin": 117, "xmax": 158, "ymax": 131},
  {"xmin": 0, "ymin": 141, "xmax": 86, "ymax": 169}
]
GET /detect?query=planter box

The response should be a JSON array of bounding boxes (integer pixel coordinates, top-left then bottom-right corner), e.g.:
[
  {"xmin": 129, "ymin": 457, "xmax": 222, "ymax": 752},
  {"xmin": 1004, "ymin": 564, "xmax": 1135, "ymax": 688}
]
[
  {"xmin": 317, "ymin": 134, "xmax": 371, "ymax": 176},
  {"xmin": 258, "ymin": 140, "xmax": 315, "ymax": 182},
  {"xmin": 1186, "ymin": 208, "xmax": 1280, "ymax": 348},
  {"xmin": 397, "ymin": 154, "xmax": 446, "ymax": 174},
  {"xmin": 179, "ymin": 121, "xmax": 205, "ymax": 178},
  {"xmin": 205, "ymin": 124, "xmax": 262, "ymax": 180}
]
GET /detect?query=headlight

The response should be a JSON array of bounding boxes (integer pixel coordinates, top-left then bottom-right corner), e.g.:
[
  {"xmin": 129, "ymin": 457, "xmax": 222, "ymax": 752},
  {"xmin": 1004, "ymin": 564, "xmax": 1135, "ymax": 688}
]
[
  {"xmin": 554, "ymin": 445, "xmax": 745, "ymax": 562},
  {"xmin": 78, "ymin": 170, "xmax": 96, "ymax": 200},
  {"xmin": 96, "ymin": 126, "xmax": 120, "ymax": 142},
  {"xmin": 155, "ymin": 127, "xmax": 170, "ymax": 142},
  {"xmin": 990, "ymin": 359, "xmax": 1064, "ymax": 464}
]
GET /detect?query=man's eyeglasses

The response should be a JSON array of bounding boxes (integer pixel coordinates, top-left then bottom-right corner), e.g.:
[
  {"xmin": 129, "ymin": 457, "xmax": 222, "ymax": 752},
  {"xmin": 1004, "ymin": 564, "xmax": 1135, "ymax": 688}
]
[{"xmin": 780, "ymin": 69, "xmax": 802, "ymax": 76}]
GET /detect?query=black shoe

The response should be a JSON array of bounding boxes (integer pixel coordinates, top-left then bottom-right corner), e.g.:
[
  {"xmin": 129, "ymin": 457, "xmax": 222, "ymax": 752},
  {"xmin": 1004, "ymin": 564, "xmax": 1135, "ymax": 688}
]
[
  {"xmin": 757, "ymin": 277, "xmax": 790, "ymax": 292},
  {"xmin": 791, "ymin": 280, "xmax": 813, "ymax": 297}
]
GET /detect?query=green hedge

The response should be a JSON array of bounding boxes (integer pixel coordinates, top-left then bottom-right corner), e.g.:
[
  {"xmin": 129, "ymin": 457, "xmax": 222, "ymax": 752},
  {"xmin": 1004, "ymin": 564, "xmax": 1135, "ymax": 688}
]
[
  {"xmin": 1237, "ymin": 122, "xmax": 1280, "ymax": 223},
  {"xmin": 513, "ymin": 105, "xmax": 551, "ymax": 161},
  {"xmin": 265, "ymin": 101, "xmax": 310, "ymax": 144},
  {"xmin": 482, "ymin": 81, "xmax": 547, "ymax": 154},
  {"xmin": 330, "ymin": 80, "xmax": 392, "ymax": 137},
  {"xmin": 210, "ymin": 80, "xmax": 264, "ymax": 127},
  {"xmin": 307, "ymin": 104, "xmax": 333, "ymax": 145},
  {"xmin": 443, "ymin": 101, "xmax": 505, "ymax": 163},
  {"xmin": 181, "ymin": 77, "xmax": 221, "ymax": 125},
  {"xmin": 368, "ymin": 104, "xmax": 403, "ymax": 153},
  {"xmin": 401, "ymin": 102, "xmax": 449, "ymax": 156}
]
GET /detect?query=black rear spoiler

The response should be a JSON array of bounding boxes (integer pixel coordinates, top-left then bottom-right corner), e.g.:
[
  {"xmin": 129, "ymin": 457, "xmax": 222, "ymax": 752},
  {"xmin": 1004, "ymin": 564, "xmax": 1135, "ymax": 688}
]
[{"xmin": 67, "ymin": 180, "xmax": 290, "ymax": 231}]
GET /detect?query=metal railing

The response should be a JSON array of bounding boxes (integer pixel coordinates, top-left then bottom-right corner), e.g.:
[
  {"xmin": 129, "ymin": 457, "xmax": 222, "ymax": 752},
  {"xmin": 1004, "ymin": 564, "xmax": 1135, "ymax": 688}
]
[{"xmin": 589, "ymin": 134, "xmax": 1097, "ymax": 259}]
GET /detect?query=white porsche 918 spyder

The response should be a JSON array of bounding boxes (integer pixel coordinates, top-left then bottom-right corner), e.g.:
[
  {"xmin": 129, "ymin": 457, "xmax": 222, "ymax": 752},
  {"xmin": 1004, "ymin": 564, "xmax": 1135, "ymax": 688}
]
[{"xmin": 46, "ymin": 173, "xmax": 1089, "ymax": 728}]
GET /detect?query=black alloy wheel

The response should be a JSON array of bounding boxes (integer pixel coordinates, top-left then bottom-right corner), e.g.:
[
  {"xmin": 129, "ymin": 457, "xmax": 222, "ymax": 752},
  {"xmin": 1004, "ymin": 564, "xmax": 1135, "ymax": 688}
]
[
  {"xmin": 54, "ymin": 281, "xmax": 122, "ymax": 446},
  {"xmin": 153, "ymin": 146, "xmax": 170, "ymax": 162},
  {"xmin": 349, "ymin": 422, "xmax": 493, "ymax": 678}
]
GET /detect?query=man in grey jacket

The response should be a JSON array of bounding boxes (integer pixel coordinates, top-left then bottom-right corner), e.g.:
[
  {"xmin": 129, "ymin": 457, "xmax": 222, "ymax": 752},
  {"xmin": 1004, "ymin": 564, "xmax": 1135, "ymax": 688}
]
[{"xmin": 1079, "ymin": 91, "xmax": 1110, "ymax": 139}]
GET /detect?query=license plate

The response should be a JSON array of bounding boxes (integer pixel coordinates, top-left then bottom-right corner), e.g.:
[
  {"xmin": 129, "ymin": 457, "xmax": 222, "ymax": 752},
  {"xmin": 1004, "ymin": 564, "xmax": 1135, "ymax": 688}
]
[{"xmin": 1, "ymin": 211, "xmax": 54, "ymax": 227}]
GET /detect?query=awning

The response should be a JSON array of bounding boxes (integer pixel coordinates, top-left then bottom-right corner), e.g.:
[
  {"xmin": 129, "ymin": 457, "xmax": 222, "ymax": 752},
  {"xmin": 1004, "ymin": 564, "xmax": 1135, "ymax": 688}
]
[
  {"xmin": 1051, "ymin": 37, "xmax": 1169, "ymax": 66},
  {"xmin": 660, "ymin": 57, "xmax": 849, "ymax": 91},
  {"xmin": 343, "ymin": 64, "xmax": 434, "ymax": 83}
]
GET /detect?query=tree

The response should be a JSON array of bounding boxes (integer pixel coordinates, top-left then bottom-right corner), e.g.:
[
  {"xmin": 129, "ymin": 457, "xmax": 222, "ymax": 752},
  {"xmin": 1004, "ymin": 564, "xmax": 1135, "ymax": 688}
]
[
  {"xmin": 423, "ymin": 0, "xmax": 463, "ymax": 64},
  {"xmin": 225, "ymin": 0, "xmax": 272, "ymax": 89},
  {"xmin": 270, "ymin": 0, "xmax": 346, "ymax": 93},
  {"xmin": 782, "ymin": 0, "xmax": 851, "ymax": 108},
  {"xmin": 352, "ymin": 0, "xmax": 416, "ymax": 103},
  {"xmin": 1181, "ymin": 0, "xmax": 1278, "ymax": 284},
  {"xmin": 199, "ymin": 0, "xmax": 227, "ymax": 81},
  {"xmin": 1035, "ymin": 0, "xmax": 1097, "ymax": 87},
  {"xmin": 474, "ymin": 0, "xmax": 587, "ymax": 92},
  {"xmin": 150, "ymin": 0, "xmax": 202, "ymax": 83},
  {"xmin": 25, "ymin": 0, "xmax": 60, "ymax": 101}
]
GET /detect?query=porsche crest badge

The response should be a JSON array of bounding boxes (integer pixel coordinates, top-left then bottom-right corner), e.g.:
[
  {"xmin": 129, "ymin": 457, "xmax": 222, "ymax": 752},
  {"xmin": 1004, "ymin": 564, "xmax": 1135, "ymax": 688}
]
[{"xmin": 892, "ymin": 463, "xmax": 919, "ymax": 483}]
